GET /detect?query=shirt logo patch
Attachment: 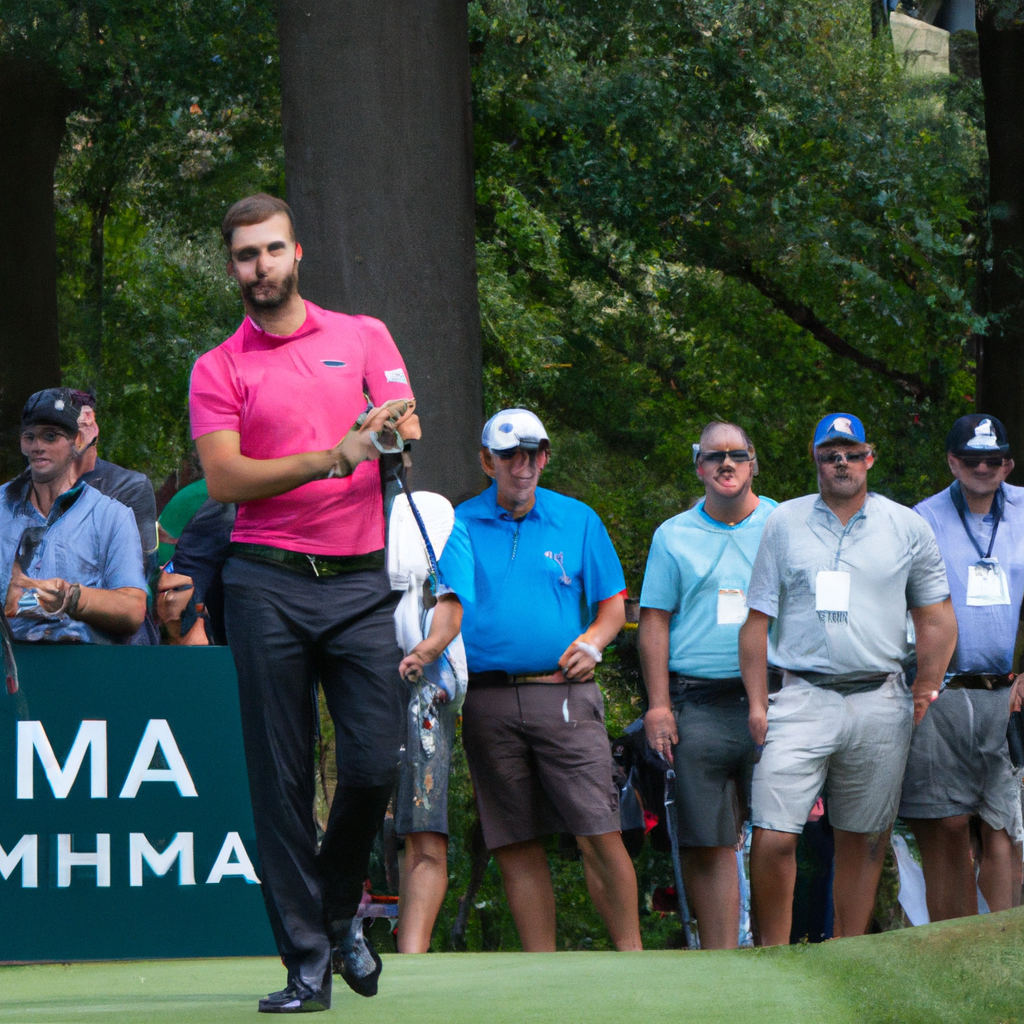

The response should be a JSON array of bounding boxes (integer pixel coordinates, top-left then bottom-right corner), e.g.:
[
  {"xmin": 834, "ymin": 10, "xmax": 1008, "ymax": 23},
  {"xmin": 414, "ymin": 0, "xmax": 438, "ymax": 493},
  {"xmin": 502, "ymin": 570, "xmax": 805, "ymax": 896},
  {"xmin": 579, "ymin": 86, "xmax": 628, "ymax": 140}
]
[
  {"xmin": 321, "ymin": 360, "xmax": 347, "ymax": 368},
  {"xmin": 385, "ymin": 368, "xmax": 408, "ymax": 384}
]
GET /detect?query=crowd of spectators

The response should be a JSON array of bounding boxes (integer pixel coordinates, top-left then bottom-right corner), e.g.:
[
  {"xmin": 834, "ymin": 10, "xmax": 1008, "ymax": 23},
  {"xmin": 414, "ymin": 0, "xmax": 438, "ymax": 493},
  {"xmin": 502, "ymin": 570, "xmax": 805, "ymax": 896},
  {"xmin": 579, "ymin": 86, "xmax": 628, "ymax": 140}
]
[{"xmin": 3, "ymin": 387, "xmax": 1021, "ymax": 953}]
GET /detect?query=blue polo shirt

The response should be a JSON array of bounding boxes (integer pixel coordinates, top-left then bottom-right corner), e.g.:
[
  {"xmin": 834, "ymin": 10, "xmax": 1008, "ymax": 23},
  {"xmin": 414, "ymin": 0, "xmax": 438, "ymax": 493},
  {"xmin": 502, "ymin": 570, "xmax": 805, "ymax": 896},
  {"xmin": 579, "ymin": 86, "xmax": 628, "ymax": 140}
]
[
  {"xmin": 915, "ymin": 482, "xmax": 1024, "ymax": 675},
  {"xmin": 640, "ymin": 496, "xmax": 778, "ymax": 678},
  {"xmin": 455, "ymin": 483, "xmax": 626, "ymax": 674},
  {"xmin": 436, "ymin": 517, "xmax": 475, "ymax": 604},
  {"xmin": 0, "ymin": 475, "xmax": 147, "ymax": 644}
]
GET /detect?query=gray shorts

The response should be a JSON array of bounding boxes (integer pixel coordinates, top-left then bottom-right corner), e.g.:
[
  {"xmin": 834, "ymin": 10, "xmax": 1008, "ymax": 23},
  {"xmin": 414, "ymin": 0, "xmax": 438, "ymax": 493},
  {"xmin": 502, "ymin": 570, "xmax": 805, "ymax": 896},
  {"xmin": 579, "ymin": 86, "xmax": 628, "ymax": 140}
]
[
  {"xmin": 461, "ymin": 682, "xmax": 621, "ymax": 850},
  {"xmin": 751, "ymin": 673, "xmax": 913, "ymax": 835},
  {"xmin": 394, "ymin": 692, "xmax": 457, "ymax": 837},
  {"xmin": 899, "ymin": 686, "xmax": 1019, "ymax": 834},
  {"xmin": 670, "ymin": 681, "xmax": 755, "ymax": 848}
]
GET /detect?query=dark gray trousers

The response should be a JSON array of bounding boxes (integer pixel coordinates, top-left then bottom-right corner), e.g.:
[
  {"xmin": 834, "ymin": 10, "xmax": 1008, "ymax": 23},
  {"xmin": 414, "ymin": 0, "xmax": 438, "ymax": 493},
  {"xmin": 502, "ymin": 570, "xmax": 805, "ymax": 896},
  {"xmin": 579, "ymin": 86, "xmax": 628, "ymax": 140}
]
[{"xmin": 222, "ymin": 556, "xmax": 404, "ymax": 988}]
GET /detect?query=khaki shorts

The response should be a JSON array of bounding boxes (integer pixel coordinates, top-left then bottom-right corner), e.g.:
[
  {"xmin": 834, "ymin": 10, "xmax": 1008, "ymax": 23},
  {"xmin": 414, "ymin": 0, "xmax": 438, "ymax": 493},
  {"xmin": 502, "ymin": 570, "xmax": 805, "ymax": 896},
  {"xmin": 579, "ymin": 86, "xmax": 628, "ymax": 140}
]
[
  {"xmin": 899, "ymin": 686, "xmax": 1019, "ymax": 834},
  {"xmin": 461, "ymin": 682, "xmax": 621, "ymax": 850},
  {"xmin": 751, "ymin": 673, "xmax": 913, "ymax": 835}
]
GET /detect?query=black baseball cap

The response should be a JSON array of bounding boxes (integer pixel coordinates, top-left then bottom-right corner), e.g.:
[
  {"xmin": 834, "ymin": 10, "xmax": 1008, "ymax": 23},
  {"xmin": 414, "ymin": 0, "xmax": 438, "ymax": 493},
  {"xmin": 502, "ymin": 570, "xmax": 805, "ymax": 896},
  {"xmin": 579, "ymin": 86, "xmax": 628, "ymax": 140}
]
[
  {"xmin": 21, "ymin": 388, "xmax": 83, "ymax": 436},
  {"xmin": 946, "ymin": 414, "xmax": 1010, "ymax": 457}
]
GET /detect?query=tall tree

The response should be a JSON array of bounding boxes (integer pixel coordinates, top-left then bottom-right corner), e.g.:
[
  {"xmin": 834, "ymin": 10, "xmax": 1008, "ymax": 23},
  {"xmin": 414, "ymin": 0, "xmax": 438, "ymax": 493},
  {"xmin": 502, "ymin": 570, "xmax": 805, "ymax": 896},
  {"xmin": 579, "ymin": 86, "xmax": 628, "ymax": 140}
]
[
  {"xmin": 277, "ymin": 0, "xmax": 484, "ymax": 500},
  {"xmin": 0, "ymin": 57, "xmax": 70, "ymax": 459},
  {"xmin": 0, "ymin": 0, "xmax": 278, "ymax": 479},
  {"xmin": 975, "ymin": 0, "xmax": 1024, "ymax": 471}
]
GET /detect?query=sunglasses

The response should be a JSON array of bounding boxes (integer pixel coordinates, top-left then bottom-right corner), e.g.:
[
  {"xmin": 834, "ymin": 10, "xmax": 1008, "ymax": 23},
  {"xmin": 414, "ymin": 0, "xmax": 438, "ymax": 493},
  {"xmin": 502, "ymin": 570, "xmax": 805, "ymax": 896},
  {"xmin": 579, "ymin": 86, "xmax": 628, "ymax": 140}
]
[
  {"xmin": 697, "ymin": 449, "xmax": 754, "ymax": 465},
  {"xmin": 492, "ymin": 446, "xmax": 543, "ymax": 461},
  {"xmin": 817, "ymin": 450, "xmax": 871, "ymax": 465},
  {"xmin": 956, "ymin": 455, "xmax": 1006, "ymax": 469},
  {"xmin": 20, "ymin": 429, "xmax": 71, "ymax": 445}
]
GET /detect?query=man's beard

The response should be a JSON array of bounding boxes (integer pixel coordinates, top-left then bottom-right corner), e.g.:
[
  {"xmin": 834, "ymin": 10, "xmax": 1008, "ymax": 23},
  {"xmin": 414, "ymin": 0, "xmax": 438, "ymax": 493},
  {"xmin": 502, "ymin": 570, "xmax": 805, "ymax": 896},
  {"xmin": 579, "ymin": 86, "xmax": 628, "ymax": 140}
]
[{"xmin": 243, "ymin": 265, "xmax": 298, "ymax": 310}]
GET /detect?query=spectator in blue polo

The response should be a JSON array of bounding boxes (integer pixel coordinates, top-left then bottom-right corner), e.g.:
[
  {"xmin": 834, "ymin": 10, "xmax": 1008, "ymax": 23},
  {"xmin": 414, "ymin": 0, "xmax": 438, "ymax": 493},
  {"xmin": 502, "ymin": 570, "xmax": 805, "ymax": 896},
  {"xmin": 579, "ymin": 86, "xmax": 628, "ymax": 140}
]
[
  {"xmin": 640, "ymin": 420, "xmax": 777, "ymax": 948},
  {"xmin": 739, "ymin": 412, "xmax": 957, "ymax": 944},
  {"xmin": 1, "ymin": 389, "xmax": 147, "ymax": 643},
  {"xmin": 456, "ymin": 408, "xmax": 642, "ymax": 951}
]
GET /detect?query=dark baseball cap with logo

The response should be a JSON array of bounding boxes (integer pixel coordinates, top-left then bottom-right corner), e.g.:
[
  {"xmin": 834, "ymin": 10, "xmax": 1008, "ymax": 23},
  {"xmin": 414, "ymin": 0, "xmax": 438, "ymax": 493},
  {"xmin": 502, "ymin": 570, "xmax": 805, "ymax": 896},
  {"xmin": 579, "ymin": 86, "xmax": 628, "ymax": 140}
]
[
  {"xmin": 20, "ymin": 388, "xmax": 83, "ymax": 436},
  {"xmin": 946, "ymin": 414, "xmax": 1010, "ymax": 457}
]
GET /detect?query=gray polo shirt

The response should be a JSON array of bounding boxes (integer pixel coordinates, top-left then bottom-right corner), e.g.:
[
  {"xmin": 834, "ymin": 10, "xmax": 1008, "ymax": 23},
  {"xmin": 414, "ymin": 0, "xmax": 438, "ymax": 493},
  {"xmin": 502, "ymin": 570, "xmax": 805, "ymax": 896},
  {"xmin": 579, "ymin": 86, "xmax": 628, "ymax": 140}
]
[{"xmin": 746, "ymin": 493, "xmax": 949, "ymax": 681}]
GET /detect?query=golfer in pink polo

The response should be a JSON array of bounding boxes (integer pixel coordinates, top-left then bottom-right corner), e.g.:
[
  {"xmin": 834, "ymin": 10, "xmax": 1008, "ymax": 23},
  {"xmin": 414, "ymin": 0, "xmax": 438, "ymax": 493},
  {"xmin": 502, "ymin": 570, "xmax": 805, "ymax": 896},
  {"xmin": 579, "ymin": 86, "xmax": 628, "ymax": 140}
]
[{"xmin": 189, "ymin": 193, "xmax": 419, "ymax": 1013}]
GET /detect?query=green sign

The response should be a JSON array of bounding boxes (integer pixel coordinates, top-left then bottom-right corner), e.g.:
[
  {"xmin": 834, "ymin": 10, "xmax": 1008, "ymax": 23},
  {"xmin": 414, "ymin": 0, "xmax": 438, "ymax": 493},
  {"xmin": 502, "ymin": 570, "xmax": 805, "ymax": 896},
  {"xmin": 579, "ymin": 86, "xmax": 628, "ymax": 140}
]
[{"xmin": 0, "ymin": 645, "xmax": 276, "ymax": 961}]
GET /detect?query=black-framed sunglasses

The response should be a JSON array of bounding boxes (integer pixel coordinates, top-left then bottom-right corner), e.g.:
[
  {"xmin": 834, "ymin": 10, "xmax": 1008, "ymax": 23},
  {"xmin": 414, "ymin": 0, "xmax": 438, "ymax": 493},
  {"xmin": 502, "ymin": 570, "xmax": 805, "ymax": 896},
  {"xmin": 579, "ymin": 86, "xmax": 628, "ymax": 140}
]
[
  {"xmin": 817, "ymin": 450, "xmax": 871, "ymax": 465},
  {"xmin": 492, "ymin": 446, "xmax": 543, "ymax": 461},
  {"xmin": 20, "ymin": 428, "xmax": 71, "ymax": 445},
  {"xmin": 697, "ymin": 449, "xmax": 754, "ymax": 465},
  {"xmin": 957, "ymin": 455, "xmax": 1007, "ymax": 469}
]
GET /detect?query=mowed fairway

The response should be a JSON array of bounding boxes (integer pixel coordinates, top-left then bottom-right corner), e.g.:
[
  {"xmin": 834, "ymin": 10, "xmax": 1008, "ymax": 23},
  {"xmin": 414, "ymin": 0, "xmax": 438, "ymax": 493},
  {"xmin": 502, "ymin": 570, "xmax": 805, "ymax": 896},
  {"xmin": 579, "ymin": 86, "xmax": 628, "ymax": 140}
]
[{"xmin": 1, "ymin": 909, "xmax": 1022, "ymax": 1024}]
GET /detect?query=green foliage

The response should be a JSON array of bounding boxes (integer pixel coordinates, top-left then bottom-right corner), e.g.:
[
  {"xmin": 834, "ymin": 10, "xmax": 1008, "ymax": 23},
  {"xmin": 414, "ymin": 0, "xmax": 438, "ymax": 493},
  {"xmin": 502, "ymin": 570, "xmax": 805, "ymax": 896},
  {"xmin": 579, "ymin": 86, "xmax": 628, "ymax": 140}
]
[{"xmin": 470, "ymin": 0, "xmax": 987, "ymax": 588}]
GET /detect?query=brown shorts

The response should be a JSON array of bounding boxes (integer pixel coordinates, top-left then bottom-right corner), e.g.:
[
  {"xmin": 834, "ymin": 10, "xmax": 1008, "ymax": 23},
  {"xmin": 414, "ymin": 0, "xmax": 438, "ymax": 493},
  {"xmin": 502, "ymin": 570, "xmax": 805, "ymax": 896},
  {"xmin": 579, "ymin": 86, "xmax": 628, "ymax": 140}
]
[{"xmin": 461, "ymin": 681, "xmax": 621, "ymax": 850}]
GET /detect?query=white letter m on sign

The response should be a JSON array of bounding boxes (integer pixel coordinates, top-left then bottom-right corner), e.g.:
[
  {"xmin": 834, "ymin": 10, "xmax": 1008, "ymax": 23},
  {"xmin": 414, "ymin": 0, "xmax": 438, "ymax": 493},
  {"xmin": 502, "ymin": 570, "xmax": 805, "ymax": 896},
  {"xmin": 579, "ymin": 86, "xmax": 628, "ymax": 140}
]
[{"xmin": 17, "ymin": 721, "xmax": 107, "ymax": 799}]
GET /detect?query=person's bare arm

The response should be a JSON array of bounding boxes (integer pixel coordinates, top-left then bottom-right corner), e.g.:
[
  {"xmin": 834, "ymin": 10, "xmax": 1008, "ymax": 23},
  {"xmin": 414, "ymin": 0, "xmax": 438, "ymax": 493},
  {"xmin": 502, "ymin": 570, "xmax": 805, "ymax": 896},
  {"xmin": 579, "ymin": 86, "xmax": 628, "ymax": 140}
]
[
  {"xmin": 639, "ymin": 607, "xmax": 678, "ymax": 761},
  {"xmin": 739, "ymin": 609, "xmax": 770, "ymax": 745},
  {"xmin": 8, "ymin": 569, "xmax": 146, "ymax": 636},
  {"xmin": 196, "ymin": 399, "xmax": 415, "ymax": 504},
  {"xmin": 400, "ymin": 594, "xmax": 463, "ymax": 684},
  {"xmin": 558, "ymin": 593, "xmax": 626, "ymax": 682},
  {"xmin": 910, "ymin": 597, "xmax": 958, "ymax": 724}
]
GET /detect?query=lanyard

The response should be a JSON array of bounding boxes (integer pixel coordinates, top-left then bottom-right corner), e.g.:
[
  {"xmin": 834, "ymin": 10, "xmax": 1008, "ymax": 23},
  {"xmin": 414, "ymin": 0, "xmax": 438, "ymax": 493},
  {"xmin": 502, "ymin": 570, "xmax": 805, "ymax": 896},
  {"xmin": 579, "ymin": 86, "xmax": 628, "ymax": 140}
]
[
  {"xmin": 949, "ymin": 480, "xmax": 1002, "ymax": 562},
  {"xmin": 396, "ymin": 463, "xmax": 443, "ymax": 595}
]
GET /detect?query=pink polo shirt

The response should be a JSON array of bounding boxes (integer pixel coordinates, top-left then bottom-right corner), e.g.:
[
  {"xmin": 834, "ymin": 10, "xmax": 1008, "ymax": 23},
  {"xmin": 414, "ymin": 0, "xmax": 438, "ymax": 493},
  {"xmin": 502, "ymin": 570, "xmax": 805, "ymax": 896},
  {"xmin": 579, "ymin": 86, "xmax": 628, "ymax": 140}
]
[{"xmin": 189, "ymin": 301, "xmax": 415, "ymax": 556}]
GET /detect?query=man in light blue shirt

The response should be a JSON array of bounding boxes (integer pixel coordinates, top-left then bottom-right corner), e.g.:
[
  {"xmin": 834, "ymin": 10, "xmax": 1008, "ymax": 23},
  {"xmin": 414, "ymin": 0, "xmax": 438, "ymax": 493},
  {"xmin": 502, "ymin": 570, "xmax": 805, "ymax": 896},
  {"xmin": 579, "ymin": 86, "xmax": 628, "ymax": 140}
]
[
  {"xmin": 457, "ymin": 409, "xmax": 641, "ymax": 953},
  {"xmin": 2, "ymin": 389, "xmax": 147, "ymax": 643},
  {"xmin": 640, "ymin": 421, "xmax": 776, "ymax": 948},
  {"xmin": 901, "ymin": 414, "xmax": 1024, "ymax": 921}
]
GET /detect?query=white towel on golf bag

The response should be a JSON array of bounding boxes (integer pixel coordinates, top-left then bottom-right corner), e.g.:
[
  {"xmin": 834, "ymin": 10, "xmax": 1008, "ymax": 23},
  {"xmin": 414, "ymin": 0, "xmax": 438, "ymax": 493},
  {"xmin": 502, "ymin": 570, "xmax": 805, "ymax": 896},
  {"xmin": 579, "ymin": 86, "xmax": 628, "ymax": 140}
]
[{"xmin": 388, "ymin": 491, "xmax": 468, "ymax": 713}]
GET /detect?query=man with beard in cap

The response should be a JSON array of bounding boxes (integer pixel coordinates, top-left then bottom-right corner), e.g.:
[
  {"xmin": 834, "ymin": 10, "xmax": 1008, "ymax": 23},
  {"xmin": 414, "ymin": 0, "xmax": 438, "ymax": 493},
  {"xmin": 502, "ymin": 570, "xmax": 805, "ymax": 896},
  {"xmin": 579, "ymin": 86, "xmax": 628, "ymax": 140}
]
[
  {"xmin": 900, "ymin": 414, "xmax": 1024, "ymax": 920},
  {"xmin": 739, "ymin": 413, "xmax": 957, "ymax": 944}
]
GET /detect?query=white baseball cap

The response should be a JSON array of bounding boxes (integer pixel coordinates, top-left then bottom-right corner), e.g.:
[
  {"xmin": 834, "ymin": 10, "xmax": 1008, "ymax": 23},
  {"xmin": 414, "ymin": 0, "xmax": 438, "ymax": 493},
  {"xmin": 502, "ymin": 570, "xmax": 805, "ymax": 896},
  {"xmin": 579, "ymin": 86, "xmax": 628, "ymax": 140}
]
[{"xmin": 481, "ymin": 408, "xmax": 550, "ymax": 453}]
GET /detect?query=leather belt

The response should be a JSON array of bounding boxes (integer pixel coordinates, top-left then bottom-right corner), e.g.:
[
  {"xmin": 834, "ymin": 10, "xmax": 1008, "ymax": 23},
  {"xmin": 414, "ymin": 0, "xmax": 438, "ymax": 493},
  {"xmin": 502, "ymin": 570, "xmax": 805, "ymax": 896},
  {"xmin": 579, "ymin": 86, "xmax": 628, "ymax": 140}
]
[
  {"xmin": 945, "ymin": 673, "xmax": 1014, "ymax": 691},
  {"xmin": 468, "ymin": 670, "xmax": 569, "ymax": 688},
  {"xmin": 229, "ymin": 542, "xmax": 384, "ymax": 577}
]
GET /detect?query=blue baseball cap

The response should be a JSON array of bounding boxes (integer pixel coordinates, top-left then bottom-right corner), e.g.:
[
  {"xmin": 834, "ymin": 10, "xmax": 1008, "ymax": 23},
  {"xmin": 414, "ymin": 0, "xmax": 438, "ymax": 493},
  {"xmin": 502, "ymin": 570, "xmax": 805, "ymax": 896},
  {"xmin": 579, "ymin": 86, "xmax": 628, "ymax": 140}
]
[{"xmin": 813, "ymin": 413, "xmax": 866, "ymax": 448}]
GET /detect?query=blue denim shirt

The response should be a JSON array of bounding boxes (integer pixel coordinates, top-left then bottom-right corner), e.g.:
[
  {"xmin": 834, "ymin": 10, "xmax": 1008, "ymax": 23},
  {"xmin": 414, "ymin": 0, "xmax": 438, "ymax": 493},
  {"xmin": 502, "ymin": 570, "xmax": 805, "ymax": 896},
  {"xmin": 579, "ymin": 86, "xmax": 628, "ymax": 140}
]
[{"xmin": 1, "ymin": 475, "xmax": 147, "ymax": 643}]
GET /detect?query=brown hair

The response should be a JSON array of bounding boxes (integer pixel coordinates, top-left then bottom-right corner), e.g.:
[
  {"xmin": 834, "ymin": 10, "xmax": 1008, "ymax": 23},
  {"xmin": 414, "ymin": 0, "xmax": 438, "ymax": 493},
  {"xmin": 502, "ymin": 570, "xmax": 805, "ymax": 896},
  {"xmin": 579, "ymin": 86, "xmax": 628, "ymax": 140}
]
[{"xmin": 221, "ymin": 193, "xmax": 295, "ymax": 247}]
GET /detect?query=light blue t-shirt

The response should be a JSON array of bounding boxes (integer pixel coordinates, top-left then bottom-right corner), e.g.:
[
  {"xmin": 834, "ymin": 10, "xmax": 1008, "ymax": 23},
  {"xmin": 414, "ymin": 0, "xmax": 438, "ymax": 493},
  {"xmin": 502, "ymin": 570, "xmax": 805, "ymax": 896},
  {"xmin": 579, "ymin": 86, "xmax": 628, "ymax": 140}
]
[
  {"xmin": 915, "ymin": 482, "xmax": 1024, "ymax": 675},
  {"xmin": 0, "ymin": 476, "xmax": 147, "ymax": 644},
  {"xmin": 640, "ymin": 496, "xmax": 778, "ymax": 678},
  {"xmin": 456, "ymin": 482, "xmax": 626, "ymax": 674}
]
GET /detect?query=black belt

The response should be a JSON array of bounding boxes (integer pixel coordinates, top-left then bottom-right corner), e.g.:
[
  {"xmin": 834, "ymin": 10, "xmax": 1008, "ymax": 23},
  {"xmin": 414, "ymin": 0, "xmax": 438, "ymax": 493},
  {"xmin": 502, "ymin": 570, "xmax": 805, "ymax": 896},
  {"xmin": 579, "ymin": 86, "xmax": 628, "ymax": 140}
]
[
  {"xmin": 945, "ymin": 673, "xmax": 1015, "ymax": 691},
  {"xmin": 468, "ymin": 670, "xmax": 572, "ymax": 688},
  {"xmin": 229, "ymin": 542, "xmax": 384, "ymax": 577}
]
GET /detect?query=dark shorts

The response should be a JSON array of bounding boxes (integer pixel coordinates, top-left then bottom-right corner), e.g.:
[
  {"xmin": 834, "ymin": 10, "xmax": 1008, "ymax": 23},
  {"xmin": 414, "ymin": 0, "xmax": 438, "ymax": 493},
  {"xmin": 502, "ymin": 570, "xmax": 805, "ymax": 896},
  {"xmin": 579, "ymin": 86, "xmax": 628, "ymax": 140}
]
[
  {"xmin": 461, "ymin": 682, "xmax": 621, "ymax": 850},
  {"xmin": 670, "ymin": 680, "xmax": 755, "ymax": 848},
  {"xmin": 394, "ymin": 691, "xmax": 457, "ymax": 837},
  {"xmin": 899, "ymin": 686, "xmax": 1018, "ymax": 832}
]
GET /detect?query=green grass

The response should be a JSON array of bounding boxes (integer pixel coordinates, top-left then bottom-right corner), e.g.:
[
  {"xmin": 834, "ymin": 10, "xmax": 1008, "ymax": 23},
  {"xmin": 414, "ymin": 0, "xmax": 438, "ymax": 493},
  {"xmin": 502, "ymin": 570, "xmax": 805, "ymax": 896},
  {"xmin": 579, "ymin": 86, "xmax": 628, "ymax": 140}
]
[{"xmin": 1, "ymin": 909, "xmax": 1022, "ymax": 1024}]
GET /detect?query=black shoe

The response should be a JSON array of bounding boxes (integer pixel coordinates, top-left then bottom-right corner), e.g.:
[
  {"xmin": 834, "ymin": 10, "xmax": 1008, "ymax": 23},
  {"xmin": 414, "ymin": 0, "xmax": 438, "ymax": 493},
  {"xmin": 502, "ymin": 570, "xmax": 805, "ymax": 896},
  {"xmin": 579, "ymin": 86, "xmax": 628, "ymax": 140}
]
[
  {"xmin": 257, "ymin": 982, "xmax": 331, "ymax": 1013},
  {"xmin": 331, "ymin": 926, "xmax": 383, "ymax": 998}
]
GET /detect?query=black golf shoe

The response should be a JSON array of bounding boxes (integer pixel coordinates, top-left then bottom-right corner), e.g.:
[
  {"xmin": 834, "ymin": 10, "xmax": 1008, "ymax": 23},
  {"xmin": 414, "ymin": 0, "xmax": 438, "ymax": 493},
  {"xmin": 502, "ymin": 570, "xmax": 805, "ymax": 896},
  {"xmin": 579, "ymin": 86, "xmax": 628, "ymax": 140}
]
[
  {"xmin": 257, "ymin": 977, "xmax": 331, "ymax": 1013},
  {"xmin": 331, "ymin": 925, "xmax": 383, "ymax": 998}
]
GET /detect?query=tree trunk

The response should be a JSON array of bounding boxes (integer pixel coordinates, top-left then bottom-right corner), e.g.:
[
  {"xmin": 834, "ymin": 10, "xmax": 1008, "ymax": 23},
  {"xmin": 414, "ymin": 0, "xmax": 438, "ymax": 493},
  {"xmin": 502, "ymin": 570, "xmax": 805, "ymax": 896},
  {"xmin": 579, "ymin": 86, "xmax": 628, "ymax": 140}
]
[
  {"xmin": 0, "ymin": 59, "xmax": 71, "ymax": 479},
  {"xmin": 975, "ymin": 10, "xmax": 1024, "ymax": 478},
  {"xmin": 278, "ymin": 0, "xmax": 484, "ymax": 502}
]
